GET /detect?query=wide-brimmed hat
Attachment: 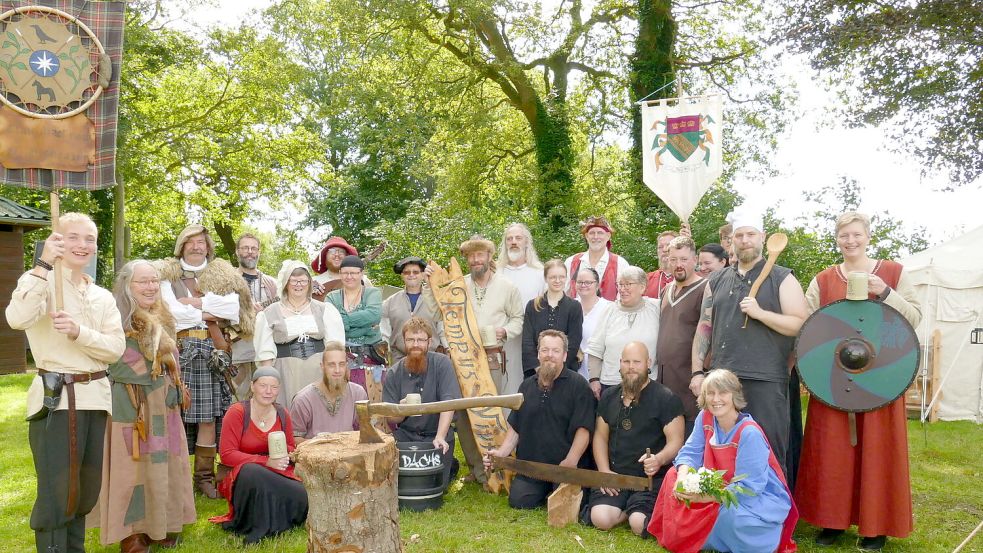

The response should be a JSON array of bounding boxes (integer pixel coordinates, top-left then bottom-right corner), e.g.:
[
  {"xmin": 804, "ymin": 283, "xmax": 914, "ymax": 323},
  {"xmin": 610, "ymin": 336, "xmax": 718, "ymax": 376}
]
[
  {"xmin": 174, "ymin": 224, "xmax": 215, "ymax": 260},
  {"xmin": 394, "ymin": 256, "xmax": 427, "ymax": 275},
  {"xmin": 311, "ymin": 236, "xmax": 359, "ymax": 274},
  {"xmin": 459, "ymin": 235, "xmax": 495, "ymax": 256}
]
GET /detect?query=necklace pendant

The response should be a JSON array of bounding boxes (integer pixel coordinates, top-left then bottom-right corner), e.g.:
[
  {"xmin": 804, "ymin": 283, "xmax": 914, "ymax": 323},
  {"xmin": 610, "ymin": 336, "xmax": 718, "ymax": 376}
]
[{"xmin": 621, "ymin": 418, "xmax": 633, "ymax": 431}]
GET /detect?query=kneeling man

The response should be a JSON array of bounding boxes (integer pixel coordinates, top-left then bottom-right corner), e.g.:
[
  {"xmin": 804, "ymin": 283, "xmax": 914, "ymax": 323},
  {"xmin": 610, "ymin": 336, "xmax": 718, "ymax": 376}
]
[
  {"xmin": 485, "ymin": 330, "xmax": 595, "ymax": 509},
  {"xmin": 589, "ymin": 341, "xmax": 684, "ymax": 536},
  {"xmin": 290, "ymin": 341, "xmax": 368, "ymax": 442},
  {"xmin": 383, "ymin": 317, "xmax": 461, "ymax": 486}
]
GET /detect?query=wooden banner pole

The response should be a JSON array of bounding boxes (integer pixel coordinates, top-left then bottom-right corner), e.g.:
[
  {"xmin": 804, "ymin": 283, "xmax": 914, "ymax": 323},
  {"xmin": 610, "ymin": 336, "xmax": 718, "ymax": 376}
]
[{"xmin": 50, "ymin": 188, "xmax": 64, "ymax": 311}]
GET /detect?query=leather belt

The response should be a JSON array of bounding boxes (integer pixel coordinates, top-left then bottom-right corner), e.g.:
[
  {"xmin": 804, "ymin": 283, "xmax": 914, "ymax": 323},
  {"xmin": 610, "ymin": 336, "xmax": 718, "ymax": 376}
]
[
  {"xmin": 38, "ymin": 369, "xmax": 107, "ymax": 515},
  {"xmin": 276, "ymin": 338, "xmax": 325, "ymax": 360},
  {"xmin": 177, "ymin": 329, "xmax": 209, "ymax": 340}
]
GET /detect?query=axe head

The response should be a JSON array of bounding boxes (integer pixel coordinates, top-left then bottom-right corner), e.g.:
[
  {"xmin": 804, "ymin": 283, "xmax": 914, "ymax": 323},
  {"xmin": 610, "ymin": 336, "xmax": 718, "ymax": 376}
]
[{"xmin": 355, "ymin": 400, "xmax": 384, "ymax": 444}]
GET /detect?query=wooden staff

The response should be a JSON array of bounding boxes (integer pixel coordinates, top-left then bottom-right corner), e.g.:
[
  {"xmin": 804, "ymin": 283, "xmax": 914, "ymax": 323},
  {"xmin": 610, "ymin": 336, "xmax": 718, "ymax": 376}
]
[{"xmin": 50, "ymin": 188, "xmax": 64, "ymax": 310}]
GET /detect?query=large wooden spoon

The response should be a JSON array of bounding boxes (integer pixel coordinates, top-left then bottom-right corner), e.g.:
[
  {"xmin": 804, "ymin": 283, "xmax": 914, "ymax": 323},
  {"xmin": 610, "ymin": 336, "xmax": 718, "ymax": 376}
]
[{"xmin": 743, "ymin": 232, "xmax": 789, "ymax": 328}]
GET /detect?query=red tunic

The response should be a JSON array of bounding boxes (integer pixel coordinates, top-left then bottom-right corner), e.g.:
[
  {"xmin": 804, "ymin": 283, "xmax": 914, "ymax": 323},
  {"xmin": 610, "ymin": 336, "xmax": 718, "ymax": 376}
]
[
  {"xmin": 795, "ymin": 260, "xmax": 913, "ymax": 537},
  {"xmin": 644, "ymin": 270, "xmax": 674, "ymax": 299},
  {"xmin": 209, "ymin": 402, "xmax": 299, "ymax": 524}
]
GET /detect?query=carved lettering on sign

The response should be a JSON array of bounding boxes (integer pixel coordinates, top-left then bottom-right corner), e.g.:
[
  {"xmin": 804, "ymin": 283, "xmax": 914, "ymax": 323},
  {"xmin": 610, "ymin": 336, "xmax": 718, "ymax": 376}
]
[
  {"xmin": 428, "ymin": 258, "xmax": 509, "ymax": 493},
  {"xmin": 0, "ymin": 109, "xmax": 95, "ymax": 171}
]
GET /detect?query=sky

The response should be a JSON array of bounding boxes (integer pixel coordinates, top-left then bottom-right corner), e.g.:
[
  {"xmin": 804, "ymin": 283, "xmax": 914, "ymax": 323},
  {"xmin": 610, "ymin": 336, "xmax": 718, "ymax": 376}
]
[{"xmin": 179, "ymin": 1, "xmax": 982, "ymax": 249}]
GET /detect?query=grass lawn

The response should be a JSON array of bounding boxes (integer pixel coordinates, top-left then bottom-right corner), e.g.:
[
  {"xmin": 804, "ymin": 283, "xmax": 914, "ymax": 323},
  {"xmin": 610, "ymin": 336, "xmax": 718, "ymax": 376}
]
[{"xmin": 1, "ymin": 373, "xmax": 980, "ymax": 552}]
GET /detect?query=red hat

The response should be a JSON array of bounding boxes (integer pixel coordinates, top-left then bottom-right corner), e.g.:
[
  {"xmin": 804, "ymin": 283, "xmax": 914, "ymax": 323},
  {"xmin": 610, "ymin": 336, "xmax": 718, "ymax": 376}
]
[{"xmin": 311, "ymin": 236, "xmax": 359, "ymax": 274}]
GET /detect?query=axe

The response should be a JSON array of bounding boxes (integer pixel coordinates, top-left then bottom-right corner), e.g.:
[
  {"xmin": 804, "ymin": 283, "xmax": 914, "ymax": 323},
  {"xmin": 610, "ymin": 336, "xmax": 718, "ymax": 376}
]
[{"xmin": 355, "ymin": 394, "xmax": 524, "ymax": 444}]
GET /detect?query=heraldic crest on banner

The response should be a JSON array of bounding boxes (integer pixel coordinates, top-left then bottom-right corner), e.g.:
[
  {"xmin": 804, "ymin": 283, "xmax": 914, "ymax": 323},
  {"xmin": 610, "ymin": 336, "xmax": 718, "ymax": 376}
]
[
  {"xmin": 641, "ymin": 94, "xmax": 723, "ymax": 222},
  {"xmin": 0, "ymin": 5, "xmax": 111, "ymax": 119},
  {"xmin": 651, "ymin": 113, "xmax": 715, "ymax": 169}
]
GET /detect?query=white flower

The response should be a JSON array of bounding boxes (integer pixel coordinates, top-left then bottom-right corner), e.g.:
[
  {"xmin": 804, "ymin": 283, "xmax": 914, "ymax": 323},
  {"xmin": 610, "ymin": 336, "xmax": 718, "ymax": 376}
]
[{"xmin": 678, "ymin": 472, "xmax": 702, "ymax": 494}]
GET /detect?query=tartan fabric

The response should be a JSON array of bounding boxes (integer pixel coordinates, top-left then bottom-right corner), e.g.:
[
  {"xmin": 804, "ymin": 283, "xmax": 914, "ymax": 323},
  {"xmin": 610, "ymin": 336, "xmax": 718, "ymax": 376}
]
[
  {"xmin": 0, "ymin": 0, "xmax": 124, "ymax": 190},
  {"xmin": 179, "ymin": 337, "xmax": 232, "ymax": 423}
]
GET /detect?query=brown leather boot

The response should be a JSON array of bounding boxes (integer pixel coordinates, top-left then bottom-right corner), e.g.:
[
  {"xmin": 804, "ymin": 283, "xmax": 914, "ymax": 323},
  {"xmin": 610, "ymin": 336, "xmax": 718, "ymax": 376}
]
[
  {"xmin": 120, "ymin": 534, "xmax": 149, "ymax": 553},
  {"xmin": 193, "ymin": 444, "xmax": 220, "ymax": 499}
]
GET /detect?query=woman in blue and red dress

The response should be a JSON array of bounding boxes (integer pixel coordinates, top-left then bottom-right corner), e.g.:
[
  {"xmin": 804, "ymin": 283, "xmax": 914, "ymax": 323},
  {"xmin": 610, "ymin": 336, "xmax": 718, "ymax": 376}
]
[
  {"xmin": 648, "ymin": 369, "xmax": 797, "ymax": 553},
  {"xmin": 796, "ymin": 211, "xmax": 921, "ymax": 551},
  {"xmin": 210, "ymin": 367, "xmax": 307, "ymax": 544}
]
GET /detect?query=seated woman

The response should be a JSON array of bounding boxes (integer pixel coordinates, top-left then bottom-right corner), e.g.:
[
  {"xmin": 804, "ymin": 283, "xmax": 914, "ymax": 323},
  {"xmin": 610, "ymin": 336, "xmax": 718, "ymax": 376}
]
[
  {"xmin": 209, "ymin": 368, "xmax": 307, "ymax": 544},
  {"xmin": 648, "ymin": 369, "xmax": 797, "ymax": 553},
  {"xmin": 96, "ymin": 261, "xmax": 196, "ymax": 553}
]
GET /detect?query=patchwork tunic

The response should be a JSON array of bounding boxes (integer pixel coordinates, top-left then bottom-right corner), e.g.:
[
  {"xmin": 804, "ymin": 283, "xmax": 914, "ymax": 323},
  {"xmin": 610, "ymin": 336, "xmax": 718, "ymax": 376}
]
[{"xmin": 95, "ymin": 338, "xmax": 196, "ymax": 544}]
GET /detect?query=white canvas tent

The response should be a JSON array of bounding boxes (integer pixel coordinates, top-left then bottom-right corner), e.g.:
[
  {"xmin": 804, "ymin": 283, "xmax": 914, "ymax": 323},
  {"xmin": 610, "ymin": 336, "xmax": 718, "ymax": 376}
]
[{"xmin": 902, "ymin": 225, "xmax": 983, "ymax": 422}]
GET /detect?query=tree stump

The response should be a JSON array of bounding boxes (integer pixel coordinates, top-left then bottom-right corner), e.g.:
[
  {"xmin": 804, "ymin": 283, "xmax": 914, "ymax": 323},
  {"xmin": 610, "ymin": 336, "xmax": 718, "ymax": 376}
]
[{"xmin": 294, "ymin": 431, "xmax": 401, "ymax": 553}]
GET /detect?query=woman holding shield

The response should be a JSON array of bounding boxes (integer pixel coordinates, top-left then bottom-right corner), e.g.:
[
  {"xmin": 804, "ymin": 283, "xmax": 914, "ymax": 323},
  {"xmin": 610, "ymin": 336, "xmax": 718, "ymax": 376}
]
[{"xmin": 796, "ymin": 211, "xmax": 921, "ymax": 551}]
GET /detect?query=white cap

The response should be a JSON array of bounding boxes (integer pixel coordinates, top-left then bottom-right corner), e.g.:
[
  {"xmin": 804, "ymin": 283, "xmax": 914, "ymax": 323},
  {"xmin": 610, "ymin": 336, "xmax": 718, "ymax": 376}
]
[{"xmin": 726, "ymin": 206, "xmax": 763, "ymax": 233}]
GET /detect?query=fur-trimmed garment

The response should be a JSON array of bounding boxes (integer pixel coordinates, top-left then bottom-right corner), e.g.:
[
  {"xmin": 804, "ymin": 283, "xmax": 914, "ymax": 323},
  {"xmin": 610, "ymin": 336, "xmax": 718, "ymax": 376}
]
[
  {"xmin": 155, "ymin": 257, "xmax": 256, "ymax": 340},
  {"xmin": 129, "ymin": 305, "xmax": 179, "ymax": 378}
]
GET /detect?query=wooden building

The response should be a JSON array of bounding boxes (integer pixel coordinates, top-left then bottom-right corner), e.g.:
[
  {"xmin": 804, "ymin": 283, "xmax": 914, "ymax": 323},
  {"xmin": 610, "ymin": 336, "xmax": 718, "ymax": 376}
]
[{"xmin": 0, "ymin": 198, "xmax": 49, "ymax": 374}]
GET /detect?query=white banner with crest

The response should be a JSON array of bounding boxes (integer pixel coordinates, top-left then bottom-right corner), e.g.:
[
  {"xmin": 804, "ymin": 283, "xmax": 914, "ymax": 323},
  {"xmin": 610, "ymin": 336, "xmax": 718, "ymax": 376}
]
[{"xmin": 641, "ymin": 94, "xmax": 723, "ymax": 221}]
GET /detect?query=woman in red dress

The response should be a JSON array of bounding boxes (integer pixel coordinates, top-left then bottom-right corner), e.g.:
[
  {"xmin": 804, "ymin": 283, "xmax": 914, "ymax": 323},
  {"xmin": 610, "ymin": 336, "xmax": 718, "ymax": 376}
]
[
  {"xmin": 796, "ymin": 211, "xmax": 921, "ymax": 551},
  {"xmin": 209, "ymin": 367, "xmax": 308, "ymax": 544}
]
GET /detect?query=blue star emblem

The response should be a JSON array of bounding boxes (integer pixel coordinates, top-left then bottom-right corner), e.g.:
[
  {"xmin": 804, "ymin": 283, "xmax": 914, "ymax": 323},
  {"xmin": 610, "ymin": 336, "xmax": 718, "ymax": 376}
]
[{"xmin": 29, "ymin": 50, "xmax": 60, "ymax": 77}]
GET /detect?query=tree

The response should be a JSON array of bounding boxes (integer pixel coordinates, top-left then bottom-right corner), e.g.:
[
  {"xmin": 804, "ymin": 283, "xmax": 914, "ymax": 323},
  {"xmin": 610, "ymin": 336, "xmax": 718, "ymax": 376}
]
[
  {"xmin": 778, "ymin": 0, "xmax": 983, "ymax": 187},
  {"xmin": 117, "ymin": 15, "xmax": 323, "ymax": 263}
]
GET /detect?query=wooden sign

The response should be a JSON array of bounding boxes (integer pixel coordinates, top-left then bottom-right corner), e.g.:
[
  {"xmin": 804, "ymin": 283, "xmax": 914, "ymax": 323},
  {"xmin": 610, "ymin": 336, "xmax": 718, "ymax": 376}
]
[
  {"xmin": 428, "ymin": 258, "xmax": 510, "ymax": 493},
  {"xmin": 0, "ymin": 109, "xmax": 94, "ymax": 171}
]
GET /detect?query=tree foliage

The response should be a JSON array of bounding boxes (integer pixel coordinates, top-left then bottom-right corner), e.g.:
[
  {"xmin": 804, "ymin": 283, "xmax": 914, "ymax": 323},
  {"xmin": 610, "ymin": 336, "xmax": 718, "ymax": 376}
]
[{"xmin": 778, "ymin": 0, "xmax": 983, "ymax": 187}]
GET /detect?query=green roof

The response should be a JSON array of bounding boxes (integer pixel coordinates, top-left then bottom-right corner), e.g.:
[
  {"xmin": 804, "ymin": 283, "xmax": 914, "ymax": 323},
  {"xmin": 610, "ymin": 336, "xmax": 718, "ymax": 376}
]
[{"xmin": 0, "ymin": 197, "xmax": 50, "ymax": 228}]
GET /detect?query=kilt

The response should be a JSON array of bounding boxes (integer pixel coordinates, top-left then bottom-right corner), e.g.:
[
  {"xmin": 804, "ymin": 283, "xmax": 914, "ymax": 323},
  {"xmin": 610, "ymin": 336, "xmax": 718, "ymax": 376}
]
[{"xmin": 180, "ymin": 337, "xmax": 232, "ymax": 423}]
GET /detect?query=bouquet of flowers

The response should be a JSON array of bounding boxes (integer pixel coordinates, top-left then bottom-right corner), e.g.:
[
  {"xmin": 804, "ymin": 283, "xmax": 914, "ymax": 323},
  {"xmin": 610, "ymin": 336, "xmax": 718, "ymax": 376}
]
[{"xmin": 675, "ymin": 466, "xmax": 755, "ymax": 508}]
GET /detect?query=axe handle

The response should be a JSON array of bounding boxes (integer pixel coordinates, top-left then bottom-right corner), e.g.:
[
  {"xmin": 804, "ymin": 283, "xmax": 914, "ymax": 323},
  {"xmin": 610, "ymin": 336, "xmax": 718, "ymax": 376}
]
[{"xmin": 361, "ymin": 393, "xmax": 523, "ymax": 418}]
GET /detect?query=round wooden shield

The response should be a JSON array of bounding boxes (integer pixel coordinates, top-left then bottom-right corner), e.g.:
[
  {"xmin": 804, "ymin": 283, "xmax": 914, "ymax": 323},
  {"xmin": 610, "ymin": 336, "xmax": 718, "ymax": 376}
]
[{"xmin": 795, "ymin": 299, "xmax": 920, "ymax": 412}]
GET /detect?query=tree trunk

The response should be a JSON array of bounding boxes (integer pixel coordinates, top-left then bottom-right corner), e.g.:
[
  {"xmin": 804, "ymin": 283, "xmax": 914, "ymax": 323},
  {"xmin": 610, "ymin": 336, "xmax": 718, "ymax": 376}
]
[
  {"xmin": 630, "ymin": 0, "xmax": 677, "ymax": 216},
  {"xmin": 113, "ymin": 177, "xmax": 126, "ymax": 272},
  {"xmin": 294, "ymin": 431, "xmax": 402, "ymax": 553},
  {"xmin": 212, "ymin": 219, "xmax": 238, "ymax": 264},
  {"xmin": 530, "ymin": 97, "xmax": 576, "ymax": 230}
]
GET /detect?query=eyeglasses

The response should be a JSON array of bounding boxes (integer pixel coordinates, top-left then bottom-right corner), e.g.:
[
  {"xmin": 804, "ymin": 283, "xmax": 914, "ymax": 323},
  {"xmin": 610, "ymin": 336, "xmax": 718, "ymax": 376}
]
[
  {"xmin": 288, "ymin": 279, "xmax": 310, "ymax": 286},
  {"xmin": 340, "ymin": 271, "xmax": 362, "ymax": 278},
  {"xmin": 576, "ymin": 280, "xmax": 597, "ymax": 287},
  {"xmin": 327, "ymin": 247, "xmax": 347, "ymax": 256},
  {"xmin": 238, "ymin": 246, "xmax": 259, "ymax": 253},
  {"xmin": 132, "ymin": 279, "xmax": 160, "ymax": 287},
  {"xmin": 616, "ymin": 282, "xmax": 640, "ymax": 289}
]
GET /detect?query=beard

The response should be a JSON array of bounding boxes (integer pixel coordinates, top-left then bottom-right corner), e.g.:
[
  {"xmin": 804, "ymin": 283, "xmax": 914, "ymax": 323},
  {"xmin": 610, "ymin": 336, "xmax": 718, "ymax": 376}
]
[
  {"xmin": 238, "ymin": 256, "xmax": 258, "ymax": 269},
  {"xmin": 737, "ymin": 244, "xmax": 762, "ymax": 265},
  {"xmin": 507, "ymin": 249, "xmax": 523, "ymax": 263},
  {"xmin": 537, "ymin": 360, "xmax": 563, "ymax": 388},
  {"xmin": 621, "ymin": 371, "xmax": 647, "ymax": 398},
  {"xmin": 673, "ymin": 267, "xmax": 689, "ymax": 282},
  {"xmin": 322, "ymin": 374, "xmax": 346, "ymax": 394},
  {"xmin": 471, "ymin": 263, "xmax": 488, "ymax": 279},
  {"xmin": 405, "ymin": 348, "xmax": 428, "ymax": 375}
]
